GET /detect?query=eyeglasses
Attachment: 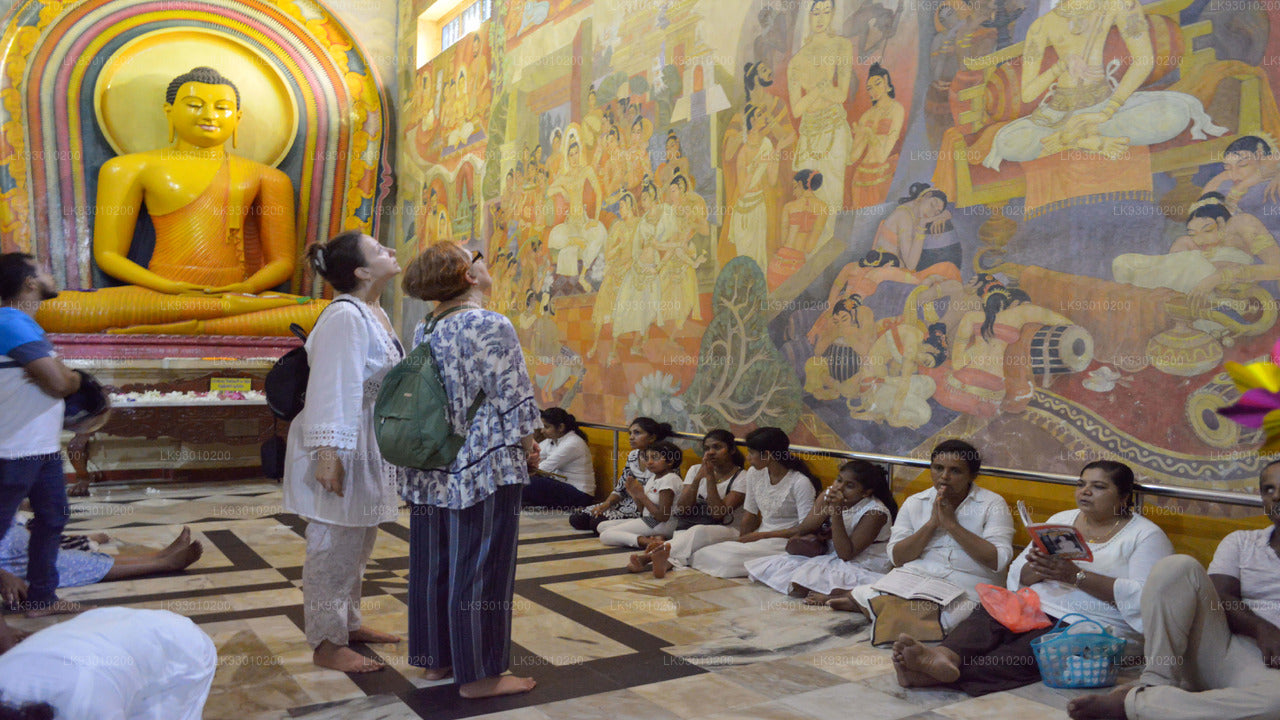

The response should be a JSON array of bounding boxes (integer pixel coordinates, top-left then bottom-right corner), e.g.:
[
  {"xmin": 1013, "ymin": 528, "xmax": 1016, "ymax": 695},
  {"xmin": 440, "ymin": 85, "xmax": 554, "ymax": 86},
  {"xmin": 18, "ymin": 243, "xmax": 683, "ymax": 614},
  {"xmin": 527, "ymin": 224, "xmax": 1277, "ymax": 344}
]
[{"xmin": 472, "ymin": 250, "xmax": 484, "ymax": 264}]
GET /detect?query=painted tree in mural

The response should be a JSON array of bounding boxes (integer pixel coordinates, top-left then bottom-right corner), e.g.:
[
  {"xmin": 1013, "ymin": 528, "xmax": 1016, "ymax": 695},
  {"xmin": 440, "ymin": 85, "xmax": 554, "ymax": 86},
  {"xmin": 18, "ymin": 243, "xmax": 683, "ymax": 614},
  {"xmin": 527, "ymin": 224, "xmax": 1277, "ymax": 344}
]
[{"xmin": 685, "ymin": 258, "xmax": 802, "ymax": 431}]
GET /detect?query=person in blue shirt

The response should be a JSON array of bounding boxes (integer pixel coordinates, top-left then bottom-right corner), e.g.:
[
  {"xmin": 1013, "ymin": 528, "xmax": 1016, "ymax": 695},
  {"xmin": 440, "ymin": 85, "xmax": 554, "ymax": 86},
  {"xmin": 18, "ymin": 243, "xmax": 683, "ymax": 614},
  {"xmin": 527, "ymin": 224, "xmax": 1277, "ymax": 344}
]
[{"xmin": 0, "ymin": 253, "xmax": 82, "ymax": 633}]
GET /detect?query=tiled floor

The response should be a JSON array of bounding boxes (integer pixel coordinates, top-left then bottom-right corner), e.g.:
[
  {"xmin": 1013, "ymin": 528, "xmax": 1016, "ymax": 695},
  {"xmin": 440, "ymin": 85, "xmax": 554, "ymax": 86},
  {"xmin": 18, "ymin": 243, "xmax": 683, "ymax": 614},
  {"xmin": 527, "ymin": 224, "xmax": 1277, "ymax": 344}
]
[{"xmin": 5, "ymin": 480, "xmax": 1133, "ymax": 719}]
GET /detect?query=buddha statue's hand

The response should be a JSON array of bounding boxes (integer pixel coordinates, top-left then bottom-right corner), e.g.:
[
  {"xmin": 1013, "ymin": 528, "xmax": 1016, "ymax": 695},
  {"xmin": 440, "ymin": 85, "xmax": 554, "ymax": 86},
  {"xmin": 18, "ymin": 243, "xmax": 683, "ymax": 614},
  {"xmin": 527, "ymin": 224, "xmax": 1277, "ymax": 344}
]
[
  {"xmin": 164, "ymin": 280, "xmax": 214, "ymax": 295},
  {"xmin": 204, "ymin": 282, "xmax": 256, "ymax": 295}
]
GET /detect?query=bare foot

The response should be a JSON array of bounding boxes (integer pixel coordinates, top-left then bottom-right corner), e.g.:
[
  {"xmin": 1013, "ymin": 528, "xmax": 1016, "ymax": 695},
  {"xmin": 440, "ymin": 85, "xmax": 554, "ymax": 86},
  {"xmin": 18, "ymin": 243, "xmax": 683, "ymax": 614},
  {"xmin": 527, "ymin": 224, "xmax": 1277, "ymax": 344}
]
[
  {"xmin": 162, "ymin": 540, "xmax": 203, "ymax": 571},
  {"xmin": 804, "ymin": 591, "xmax": 833, "ymax": 606},
  {"xmin": 459, "ymin": 674, "xmax": 537, "ymax": 698},
  {"xmin": 626, "ymin": 553, "xmax": 652, "ymax": 573},
  {"xmin": 893, "ymin": 634, "xmax": 959, "ymax": 685},
  {"xmin": 66, "ymin": 480, "xmax": 91, "ymax": 497},
  {"xmin": 313, "ymin": 642, "xmax": 385, "ymax": 673},
  {"xmin": 162, "ymin": 527, "xmax": 192, "ymax": 555},
  {"xmin": 24, "ymin": 599, "xmax": 82, "ymax": 618},
  {"xmin": 1068, "ymin": 684, "xmax": 1133, "ymax": 720},
  {"xmin": 348, "ymin": 627, "xmax": 401, "ymax": 644},
  {"xmin": 826, "ymin": 596, "xmax": 860, "ymax": 612},
  {"xmin": 422, "ymin": 667, "xmax": 453, "ymax": 681},
  {"xmin": 651, "ymin": 543, "xmax": 672, "ymax": 579},
  {"xmin": 636, "ymin": 535, "xmax": 660, "ymax": 548},
  {"xmin": 89, "ymin": 532, "xmax": 111, "ymax": 545}
]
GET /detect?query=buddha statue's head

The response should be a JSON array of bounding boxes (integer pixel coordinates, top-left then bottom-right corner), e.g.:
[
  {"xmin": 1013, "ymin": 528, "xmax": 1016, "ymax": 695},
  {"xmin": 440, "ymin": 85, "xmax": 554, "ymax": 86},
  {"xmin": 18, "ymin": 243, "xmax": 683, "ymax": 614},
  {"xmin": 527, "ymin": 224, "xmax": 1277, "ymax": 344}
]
[{"xmin": 164, "ymin": 66, "xmax": 242, "ymax": 150}]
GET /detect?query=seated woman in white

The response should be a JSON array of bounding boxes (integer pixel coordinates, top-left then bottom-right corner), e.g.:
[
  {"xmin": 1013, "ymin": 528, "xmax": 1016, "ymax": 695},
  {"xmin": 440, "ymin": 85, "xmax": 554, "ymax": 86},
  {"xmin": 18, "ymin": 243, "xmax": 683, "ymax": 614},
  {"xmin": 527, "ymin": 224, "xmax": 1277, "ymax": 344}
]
[
  {"xmin": 568, "ymin": 417, "xmax": 671, "ymax": 533},
  {"xmin": 746, "ymin": 459, "xmax": 896, "ymax": 601},
  {"xmin": 1069, "ymin": 461, "xmax": 1280, "ymax": 720},
  {"xmin": 894, "ymin": 460, "xmax": 1172, "ymax": 696},
  {"xmin": 841, "ymin": 439, "xmax": 1014, "ymax": 631},
  {"xmin": 0, "ymin": 607, "xmax": 216, "ymax": 720},
  {"xmin": 686, "ymin": 427, "xmax": 820, "ymax": 579},
  {"xmin": 598, "ymin": 441, "xmax": 683, "ymax": 549},
  {"xmin": 632, "ymin": 429, "xmax": 746, "ymax": 578},
  {"xmin": 524, "ymin": 407, "xmax": 596, "ymax": 508}
]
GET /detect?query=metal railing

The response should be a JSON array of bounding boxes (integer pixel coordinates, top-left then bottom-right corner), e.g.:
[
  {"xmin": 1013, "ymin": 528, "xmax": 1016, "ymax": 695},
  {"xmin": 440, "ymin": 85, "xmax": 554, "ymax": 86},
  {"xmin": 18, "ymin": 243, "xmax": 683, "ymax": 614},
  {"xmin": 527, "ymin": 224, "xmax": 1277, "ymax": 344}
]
[{"xmin": 581, "ymin": 421, "xmax": 1263, "ymax": 510}]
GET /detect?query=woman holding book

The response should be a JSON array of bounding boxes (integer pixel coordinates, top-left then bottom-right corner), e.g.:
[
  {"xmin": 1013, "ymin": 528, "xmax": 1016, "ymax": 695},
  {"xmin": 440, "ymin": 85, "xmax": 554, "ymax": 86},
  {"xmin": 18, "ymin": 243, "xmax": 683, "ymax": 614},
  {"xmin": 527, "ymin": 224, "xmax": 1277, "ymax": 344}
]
[
  {"xmin": 840, "ymin": 439, "xmax": 1013, "ymax": 631},
  {"xmin": 892, "ymin": 460, "xmax": 1174, "ymax": 696}
]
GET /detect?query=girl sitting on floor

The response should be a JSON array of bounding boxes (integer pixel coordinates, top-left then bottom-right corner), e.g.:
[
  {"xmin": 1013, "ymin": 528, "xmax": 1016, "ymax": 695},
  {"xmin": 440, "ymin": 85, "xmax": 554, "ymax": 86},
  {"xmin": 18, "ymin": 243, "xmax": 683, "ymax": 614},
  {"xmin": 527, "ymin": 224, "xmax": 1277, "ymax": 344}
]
[
  {"xmin": 632, "ymin": 429, "xmax": 746, "ymax": 577},
  {"xmin": 682, "ymin": 427, "xmax": 821, "ymax": 578},
  {"xmin": 745, "ymin": 459, "xmax": 896, "ymax": 601},
  {"xmin": 600, "ymin": 441, "xmax": 683, "ymax": 550},
  {"xmin": 569, "ymin": 417, "xmax": 673, "ymax": 533}
]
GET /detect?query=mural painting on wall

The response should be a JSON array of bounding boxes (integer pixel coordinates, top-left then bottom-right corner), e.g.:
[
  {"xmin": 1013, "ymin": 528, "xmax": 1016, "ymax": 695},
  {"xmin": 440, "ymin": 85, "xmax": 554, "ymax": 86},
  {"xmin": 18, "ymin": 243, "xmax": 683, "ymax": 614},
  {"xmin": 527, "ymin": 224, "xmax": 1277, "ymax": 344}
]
[{"xmin": 403, "ymin": 0, "xmax": 1280, "ymax": 492}]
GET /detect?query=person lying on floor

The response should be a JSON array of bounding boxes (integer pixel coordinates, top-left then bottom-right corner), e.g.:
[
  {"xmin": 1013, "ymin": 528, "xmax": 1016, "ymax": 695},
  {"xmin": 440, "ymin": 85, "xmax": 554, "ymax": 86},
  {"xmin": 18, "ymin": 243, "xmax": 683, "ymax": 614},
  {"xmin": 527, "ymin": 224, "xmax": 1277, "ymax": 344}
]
[
  {"xmin": 745, "ymin": 459, "xmax": 896, "ymax": 600},
  {"xmin": 837, "ymin": 439, "xmax": 1013, "ymax": 632},
  {"xmin": 1068, "ymin": 460, "xmax": 1280, "ymax": 720},
  {"xmin": 893, "ymin": 460, "xmax": 1172, "ymax": 695},
  {"xmin": 1, "ymin": 518, "xmax": 203, "ymax": 593}
]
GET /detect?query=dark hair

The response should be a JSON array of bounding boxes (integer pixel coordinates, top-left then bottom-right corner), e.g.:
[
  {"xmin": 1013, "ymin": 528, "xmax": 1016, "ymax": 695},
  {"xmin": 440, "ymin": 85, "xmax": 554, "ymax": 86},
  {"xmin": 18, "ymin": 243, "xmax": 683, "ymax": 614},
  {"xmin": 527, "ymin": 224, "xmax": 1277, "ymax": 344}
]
[
  {"xmin": 541, "ymin": 407, "xmax": 587, "ymax": 441},
  {"xmin": 979, "ymin": 288, "xmax": 1014, "ymax": 341},
  {"xmin": 630, "ymin": 417, "xmax": 675, "ymax": 442},
  {"xmin": 1081, "ymin": 460, "xmax": 1137, "ymax": 513},
  {"xmin": 702, "ymin": 428, "xmax": 745, "ymax": 468},
  {"xmin": 1224, "ymin": 135, "xmax": 1273, "ymax": 158},
  {"xmin": 931, "ymin": 438, "xmax": 981, "ymax": 475},
  {"xmin": 745, "ymin": 103, "xmax": 766, "ymax": 132},
  {"xmin": 811, "ymin": 0, "xmax": 835, "ymax": 9},
  {"xmin": 898, "ymin": 182, "xmax": 948, "ymax": 208},
  {"xmin": 0, "ymin": 252, "xmax": 37, "ymax": 303},
  {"xmin": 839, "ymin": 459, "xmax": 898, "ymax": 520},
  {"xmin": 618, "ymin": 190, "xmax": 637, "ymax": 211},
  {"xmin": 922, "ymin": 322, "xmax": 949, "ymax": 368},
  {"xmin": 858, "ymin": 249, "xmax": 902, "ymax": 268},
  {"xmin": 648, "ymin": 440, "xmax": 685, "ymax": 470},
  {"xmin": 745, "ymin": 427, "xmax": 822, "ymax": 493},
  {"xmin": 868, "ymin": 62, "xmax": 896, "ymax": 100},
  {"xmin": 833, "ymin": 295, "xmax": 863, "ymax": 326},
  {"xmin": 306, "ymin": 230, "xmax": 367, "ymax": 293},
  {"xmin": 165, "ymin": 66, "xmax": 240, "ymax": 107},
  {"xmin": 670, "ymin": 173, "xmax": 690, "ymax": 192},
  {"xmin": 0, "ymin": 695, "xmax": 54, "ymax": 720},
  {"xmin": 794, "ymin": 169, "xmax": 824, "ymax": 192},
  {"xmin": 1188, "ymin": 193, "xmax": 1232, "ymax": 225},
  {"xmin": 744, "ymin": 61, "xmax": 774, "ymax": 94}
]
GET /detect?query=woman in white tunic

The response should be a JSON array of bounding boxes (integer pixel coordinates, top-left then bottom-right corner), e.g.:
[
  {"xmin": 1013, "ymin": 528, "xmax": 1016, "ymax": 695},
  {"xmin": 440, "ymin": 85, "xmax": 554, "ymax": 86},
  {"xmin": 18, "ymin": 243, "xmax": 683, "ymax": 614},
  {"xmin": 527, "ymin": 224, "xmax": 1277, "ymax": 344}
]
[
  {"xmin": 283, "ymin": 231, "xmax": 405, "ymax": 674},
  {"xmin": 745, "ymin": 459, "xmax": 896, "ymax": 600},
  {"xmin": 689, "ymin": 427, "xmax": 820, "ymax": 578},
  {"xmin": 0, "ymin": 607, "xmax": 216, "ymax": 720}
]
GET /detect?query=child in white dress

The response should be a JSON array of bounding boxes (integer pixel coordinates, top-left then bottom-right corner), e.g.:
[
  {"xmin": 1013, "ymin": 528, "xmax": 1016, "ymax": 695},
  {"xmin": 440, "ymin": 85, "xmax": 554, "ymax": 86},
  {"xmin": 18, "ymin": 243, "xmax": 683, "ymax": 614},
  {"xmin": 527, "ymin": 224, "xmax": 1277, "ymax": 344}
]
[
  {"xmin": 746, "ymin": 460, "xmax": 896, "ymax": 601},
  {"xmin": 599, "ymin": 441, "xmax": 684, "ymax": 549}
]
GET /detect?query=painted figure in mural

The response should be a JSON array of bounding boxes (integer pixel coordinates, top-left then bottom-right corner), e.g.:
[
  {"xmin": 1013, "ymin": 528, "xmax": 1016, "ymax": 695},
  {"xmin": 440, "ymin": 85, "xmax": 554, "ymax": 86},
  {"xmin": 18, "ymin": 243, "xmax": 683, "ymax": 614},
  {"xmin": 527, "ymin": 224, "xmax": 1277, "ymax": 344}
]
[
  {"xmin": 656, "ymin": 131, "xmax": 693, "ymax": 192},
  {"xmin": 37, "ymin": 67, "xmax": 324, "ymax": 335},
  {"xmin": 982, "ymin": 0, "xmax": 1225, "ymax": 169},
  {"xmin": 596, "ymin": 126, "xmax": 629, "ymax": 209},
  {"xmin": 926, "ymin": 0, "xmax": 997, "ymax": 147},
  {"xmin": 656, "ymin": 173, "xmax": 706, "ymax": 337},
  {"xmin": 547, "ymin": 134, "xmax": 607, "ymax": 292},
  {"xmin": 789, "ymin": 0, "xmax": 855, "ymax": 213},
  {"xmin": 807, "ymin": 250, "xmax": 957, "ymax": 347},
  {"xmin": 580, "ymin": 86, "xmax": 605, "ymax": 156},
  {"xmin": 852, "ymin": 321, "xmax": 948, "ymax": 429},
  {"xmin": 467, "ymin": 37, "xmax": 492, "ymax": 127},
  {"xmin": 1203, "ymin": 136, "xmax": 1280, "ymax": 222},
  {"xmin": 934, "ymin": 278, "xmax": 1074, "ymax": 416},
  {"xmin": 871, "ymin": 183, "xmax": 958, "ymax": 273},
  {"xmin": 624, "ymin": 113, "xmax": 654, "ymax": 190},
  {"xmin": 418, "ymin": 186, "xmax": 453, "ymax": 249},
  {"xmin": 610, "ymin": 179, "xmax": 669, "ymax": 359},
  {"xmin": 848, "ymin": 63, "xmax": 906, "ymax": 209},
  {"xmin": 727, "ymin": 105, "xmax": 780, "ymax": 272},
  {"xmin": 547, "ymin": 128, "xmax": 564, "ymax": 177},
  {"xmin": 769, "ymin": 170, "xmax": 829, "ymax": 291},
  {"xmin": 805, "ymin": 295, "xmax": 876, "ymax": 402},
  {"xmin": 721, "ymin": 62, "xmax": 794, "ymax": 265},
  {"xmin": 1112, "ymin": 194, "xmax": 1280, "ymax": 298},
  {"xmin": 846, "ymin": 0, "xmax": 902, "ymax": 59},
  {"xmin": 588, "ymin": 191, "xmax": 640, "ymax": 360}
]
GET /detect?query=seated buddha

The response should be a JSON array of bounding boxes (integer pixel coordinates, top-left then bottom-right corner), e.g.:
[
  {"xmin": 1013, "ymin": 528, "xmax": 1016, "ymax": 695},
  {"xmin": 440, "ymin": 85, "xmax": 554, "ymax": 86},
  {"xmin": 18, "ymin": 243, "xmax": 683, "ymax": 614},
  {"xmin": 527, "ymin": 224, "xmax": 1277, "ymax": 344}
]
[{"xmin": 36, "ymin": 66, "xmax": 325, "ymax": 335}]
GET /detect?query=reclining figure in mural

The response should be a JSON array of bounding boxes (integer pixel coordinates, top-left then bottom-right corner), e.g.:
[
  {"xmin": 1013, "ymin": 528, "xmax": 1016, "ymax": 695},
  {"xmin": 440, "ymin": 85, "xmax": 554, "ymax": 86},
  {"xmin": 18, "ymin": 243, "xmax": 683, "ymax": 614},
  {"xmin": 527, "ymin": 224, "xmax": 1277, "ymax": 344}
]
[
  {"xmin": 982, "ymin": 0, "xmax": 1225, "ymax": 170},
  {"xmin": 37, "ymin": 66, "xmax": 326, "ymax": 335}
]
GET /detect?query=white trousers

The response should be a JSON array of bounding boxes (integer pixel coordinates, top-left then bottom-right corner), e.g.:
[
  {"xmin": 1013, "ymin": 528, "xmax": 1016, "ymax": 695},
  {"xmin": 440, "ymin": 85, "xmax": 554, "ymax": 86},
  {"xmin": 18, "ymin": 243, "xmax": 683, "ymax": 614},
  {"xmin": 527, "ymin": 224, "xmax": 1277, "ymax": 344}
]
[
  {"xmin": 598, "ymin": 516, "xmax": 678, "ymax": 548},
  {"xmin": 303, "ymin": 521, "xmax": 379, "ymax": 648},
  {"xmin": 1126, "ymin": 555, "xmax": 1280, "ymax": 720},
  {"xmin": 669, "ymin": 524, "xmax": 739, "ymax": 568},
  {"xmin": 690, "ymin": 537, "xmax": 789, "ymax": 578}
]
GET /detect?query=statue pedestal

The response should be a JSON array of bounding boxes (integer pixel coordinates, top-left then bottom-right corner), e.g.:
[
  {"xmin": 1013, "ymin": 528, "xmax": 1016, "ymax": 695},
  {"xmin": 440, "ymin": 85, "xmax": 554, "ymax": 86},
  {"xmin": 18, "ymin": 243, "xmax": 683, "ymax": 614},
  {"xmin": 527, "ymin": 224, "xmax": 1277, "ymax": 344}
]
[{"xmin": 51, "ymin": 335, "xmax": 299, "ymax": 484}]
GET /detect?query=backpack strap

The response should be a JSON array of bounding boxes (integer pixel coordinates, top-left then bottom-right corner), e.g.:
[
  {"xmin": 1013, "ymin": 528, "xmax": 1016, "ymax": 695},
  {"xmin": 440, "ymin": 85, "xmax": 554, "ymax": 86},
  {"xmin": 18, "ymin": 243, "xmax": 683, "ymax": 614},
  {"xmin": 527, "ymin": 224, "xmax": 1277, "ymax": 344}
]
[{"xmin": 294, "ymin": 296, "xmax": 358, "ymax": 342}]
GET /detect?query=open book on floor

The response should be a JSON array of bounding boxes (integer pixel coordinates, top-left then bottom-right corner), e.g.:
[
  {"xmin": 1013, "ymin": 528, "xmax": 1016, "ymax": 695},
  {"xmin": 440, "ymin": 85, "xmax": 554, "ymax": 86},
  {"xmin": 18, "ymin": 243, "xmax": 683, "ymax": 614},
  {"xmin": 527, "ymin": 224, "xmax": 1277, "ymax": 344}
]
[
  {"xmin": 870, "ymin": 568, "xmax": 965, "ymax": 606},
  {"xmin": 1017, "ymin": 500, "xmax": 1093, "ymax": 562}
]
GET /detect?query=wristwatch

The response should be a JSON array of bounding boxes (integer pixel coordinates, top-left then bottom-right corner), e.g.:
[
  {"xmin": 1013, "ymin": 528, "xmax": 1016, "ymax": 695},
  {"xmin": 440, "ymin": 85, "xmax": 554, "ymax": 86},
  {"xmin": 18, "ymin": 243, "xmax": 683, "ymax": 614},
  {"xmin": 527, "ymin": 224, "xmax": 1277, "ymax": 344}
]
[{"xmin": 1073, "ymin": 570, "xmax": 1087, "ymax": 588}]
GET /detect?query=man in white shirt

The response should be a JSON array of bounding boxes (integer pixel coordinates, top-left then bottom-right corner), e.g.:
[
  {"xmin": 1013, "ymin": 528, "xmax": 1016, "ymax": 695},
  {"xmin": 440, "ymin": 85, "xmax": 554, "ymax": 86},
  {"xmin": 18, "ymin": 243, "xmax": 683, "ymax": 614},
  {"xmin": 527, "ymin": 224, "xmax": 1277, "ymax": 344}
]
[
  {"xmin": 0, "ymin": 253, "xmax": 81, "ymax": 627},
  {"xmin": 1069, "ymin": 461, "xmax": 1280, "ymax": 720}
]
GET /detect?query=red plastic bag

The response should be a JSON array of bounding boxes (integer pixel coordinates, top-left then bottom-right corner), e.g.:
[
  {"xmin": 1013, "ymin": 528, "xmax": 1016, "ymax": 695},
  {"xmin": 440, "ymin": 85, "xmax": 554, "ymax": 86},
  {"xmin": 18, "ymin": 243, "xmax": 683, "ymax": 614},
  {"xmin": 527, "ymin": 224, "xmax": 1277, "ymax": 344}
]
[{"xmin": 977, "ymin": 584, "xmax": 1052, "ymax": 633}]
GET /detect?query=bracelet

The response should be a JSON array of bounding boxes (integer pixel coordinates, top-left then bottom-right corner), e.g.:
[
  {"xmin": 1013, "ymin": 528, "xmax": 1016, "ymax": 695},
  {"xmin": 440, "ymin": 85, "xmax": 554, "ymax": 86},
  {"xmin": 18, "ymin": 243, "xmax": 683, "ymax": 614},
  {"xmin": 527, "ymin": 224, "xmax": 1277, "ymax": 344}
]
[{"xmin": 1073, "ymin": 570, "xmax": 1087, "ymax": 588}]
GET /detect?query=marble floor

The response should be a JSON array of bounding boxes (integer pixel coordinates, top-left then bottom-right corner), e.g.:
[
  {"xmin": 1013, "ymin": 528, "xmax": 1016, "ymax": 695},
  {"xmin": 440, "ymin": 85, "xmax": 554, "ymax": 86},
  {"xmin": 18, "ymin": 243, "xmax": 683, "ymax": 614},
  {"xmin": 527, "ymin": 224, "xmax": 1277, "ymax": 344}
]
[{"xmin": 6, "ymin": 480, "xmax": 1136, "ymax": 719}]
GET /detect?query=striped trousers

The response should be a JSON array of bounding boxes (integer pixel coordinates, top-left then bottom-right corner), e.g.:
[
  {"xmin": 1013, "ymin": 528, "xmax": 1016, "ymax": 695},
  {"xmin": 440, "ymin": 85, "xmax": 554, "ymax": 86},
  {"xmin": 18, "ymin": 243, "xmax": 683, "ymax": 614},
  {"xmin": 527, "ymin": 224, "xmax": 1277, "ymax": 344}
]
[{"xmin": 408, "ymin": 484, "xmax": 522, "ymax": 684}]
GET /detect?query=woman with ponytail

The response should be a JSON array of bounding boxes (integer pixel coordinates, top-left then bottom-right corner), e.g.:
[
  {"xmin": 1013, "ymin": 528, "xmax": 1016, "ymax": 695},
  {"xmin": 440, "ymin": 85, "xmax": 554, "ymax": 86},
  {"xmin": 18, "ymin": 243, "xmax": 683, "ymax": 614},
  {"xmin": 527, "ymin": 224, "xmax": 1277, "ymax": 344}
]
[
  {"xmin": 746, "ymin": 460, "xmax": 896, "ymax": 601},
  {"xmin": 569, "ymin": 417, "xmax": 674, "ymax": 533},
  {"xmin": 524, "ymin": 408, "xmax": 595, "ymax": 508},
  {"xmin": 686, "ymin": 427, "xmax": 818, "ymax": 578}
]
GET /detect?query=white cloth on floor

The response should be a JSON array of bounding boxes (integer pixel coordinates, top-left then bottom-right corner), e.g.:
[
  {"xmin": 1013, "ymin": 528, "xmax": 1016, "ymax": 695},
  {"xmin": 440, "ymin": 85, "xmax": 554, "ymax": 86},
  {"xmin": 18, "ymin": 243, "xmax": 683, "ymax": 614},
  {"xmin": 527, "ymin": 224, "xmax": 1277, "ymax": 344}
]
[
  {"xmin": 0, "ymin": 607, "xmax": 216, "ymax": 720},
  {"xmin": 745, "ymin": 496, "xmax": 893, "ymax": 594}
]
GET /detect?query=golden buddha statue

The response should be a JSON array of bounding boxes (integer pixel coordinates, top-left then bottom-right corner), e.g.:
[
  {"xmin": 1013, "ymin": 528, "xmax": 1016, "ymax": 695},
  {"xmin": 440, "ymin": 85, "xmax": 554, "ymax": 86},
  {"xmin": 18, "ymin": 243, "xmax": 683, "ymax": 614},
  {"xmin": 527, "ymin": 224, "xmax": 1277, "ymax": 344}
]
[{"xmin": 37, "ymin": 66, "xmax": 325, "ymax": 335}]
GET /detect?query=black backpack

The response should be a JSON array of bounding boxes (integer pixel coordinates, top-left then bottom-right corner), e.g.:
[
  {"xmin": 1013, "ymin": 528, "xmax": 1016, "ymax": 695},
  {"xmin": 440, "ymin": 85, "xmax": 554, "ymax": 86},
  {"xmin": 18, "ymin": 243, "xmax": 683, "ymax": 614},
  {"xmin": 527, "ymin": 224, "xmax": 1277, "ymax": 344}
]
[{"xmin": 265, "ymin": 297, "xmax": 356, "ymax": 420}]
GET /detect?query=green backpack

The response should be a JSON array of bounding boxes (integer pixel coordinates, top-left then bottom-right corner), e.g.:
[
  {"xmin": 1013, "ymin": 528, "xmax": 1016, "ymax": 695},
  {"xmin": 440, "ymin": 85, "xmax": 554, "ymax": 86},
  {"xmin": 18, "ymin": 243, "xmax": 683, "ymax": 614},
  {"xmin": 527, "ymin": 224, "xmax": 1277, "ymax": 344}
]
[{"xmin": 374, "ymin": 306, "xmax": 485, "ymax": 470}]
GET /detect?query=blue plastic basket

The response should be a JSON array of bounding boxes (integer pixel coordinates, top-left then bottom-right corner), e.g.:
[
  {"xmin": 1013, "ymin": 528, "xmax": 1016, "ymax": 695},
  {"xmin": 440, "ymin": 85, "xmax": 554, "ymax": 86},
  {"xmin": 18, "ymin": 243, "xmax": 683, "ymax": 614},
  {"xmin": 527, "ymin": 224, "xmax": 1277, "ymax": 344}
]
[{"xmin": 1030, "ymin": 613, "xmax": 1126, "ymax": 689}]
